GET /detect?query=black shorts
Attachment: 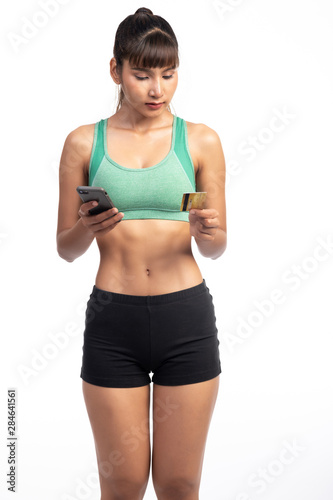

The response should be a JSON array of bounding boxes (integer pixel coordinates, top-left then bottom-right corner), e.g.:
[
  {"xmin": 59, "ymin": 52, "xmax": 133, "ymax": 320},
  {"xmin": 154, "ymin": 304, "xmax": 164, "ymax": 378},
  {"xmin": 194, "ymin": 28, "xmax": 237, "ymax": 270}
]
[{"xmin": 80, "ymin": 279, "xmax": 221, "ymax": 388}]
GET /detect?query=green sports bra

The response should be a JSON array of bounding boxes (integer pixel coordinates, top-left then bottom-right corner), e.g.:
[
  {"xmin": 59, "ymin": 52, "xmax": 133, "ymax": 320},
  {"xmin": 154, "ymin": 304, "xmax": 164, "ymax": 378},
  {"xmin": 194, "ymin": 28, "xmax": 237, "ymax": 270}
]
[{"xmin": 88, "ymin": 115, "xmax": 196, "ymax": 221}]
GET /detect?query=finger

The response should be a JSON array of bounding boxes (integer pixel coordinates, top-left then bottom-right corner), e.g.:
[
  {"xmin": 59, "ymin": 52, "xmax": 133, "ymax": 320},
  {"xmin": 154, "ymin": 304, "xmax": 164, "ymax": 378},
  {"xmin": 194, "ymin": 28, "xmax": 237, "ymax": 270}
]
[
  {"xmin": 80, "ymin": 200, "xmax": 99, "ymax": 215},
  {"xmin": 200, "ymin": 225, "xmax": 214, "ymax": 235},
  {"xmin": 202, "ymin": 219, "xmax": 219, "ymax": 229},
  {"xmin": 194, "ymin": 220, "xmax": 209, "ymax": 235},
  {"xmin": 81, "ymin": 206, "xmax": 119, "ymax": 222},
  {"xmin": 197, "ymin": 232, "xmax": 215, "ymax": 241},
  {"xmin": 92, "ymin": 211, "xmax": 124, "ymax": 229},
  {"xmin": 94, "ymin": 212, "xmax": 124, "ymax": 234},
  {"xmin": 194, "ymin": 215, "xmax": 219, "ymax": 229},
  {"xmin": 90, "ymin": 207, "xmax": 119, "ymax": 223},
  {"xmin": 190, "ymin": 208, "xmax": 218, "ymax": 218}
]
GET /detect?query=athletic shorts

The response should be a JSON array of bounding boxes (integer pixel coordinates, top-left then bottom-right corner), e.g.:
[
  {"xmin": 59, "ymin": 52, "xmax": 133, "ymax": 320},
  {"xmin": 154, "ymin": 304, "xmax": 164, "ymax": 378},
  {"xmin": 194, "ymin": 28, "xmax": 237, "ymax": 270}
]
[{"xmin": 80, "ymin": 279, "xmax": 221, "ymax": 388}]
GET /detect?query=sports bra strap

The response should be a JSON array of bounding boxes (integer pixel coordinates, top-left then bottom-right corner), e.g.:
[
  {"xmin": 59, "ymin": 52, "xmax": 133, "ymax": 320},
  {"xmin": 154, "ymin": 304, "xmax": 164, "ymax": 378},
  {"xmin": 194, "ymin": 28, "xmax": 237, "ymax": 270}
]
[
  {"xmin": 89, "ymin": 119, "xmax": 105, "ymax": 184},
  {"xmin": 174, "ymin": 117, "xmax": 196, "ymax": 189}
]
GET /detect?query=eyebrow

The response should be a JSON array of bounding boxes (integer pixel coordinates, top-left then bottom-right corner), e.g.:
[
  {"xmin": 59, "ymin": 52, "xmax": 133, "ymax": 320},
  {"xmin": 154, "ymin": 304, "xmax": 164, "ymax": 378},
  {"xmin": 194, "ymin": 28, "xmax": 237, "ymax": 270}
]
[{"xmin": 130, "ymin": 65, "xmax": 176, "ymax": 73}]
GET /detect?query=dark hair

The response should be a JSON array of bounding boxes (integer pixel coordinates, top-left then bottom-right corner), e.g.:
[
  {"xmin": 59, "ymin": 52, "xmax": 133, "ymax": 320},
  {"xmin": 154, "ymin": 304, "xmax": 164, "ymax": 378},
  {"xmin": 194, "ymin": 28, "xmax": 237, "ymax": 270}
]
[{"xmin": 113, "ymin": 7, "xmax": 179, "ymax": 112}]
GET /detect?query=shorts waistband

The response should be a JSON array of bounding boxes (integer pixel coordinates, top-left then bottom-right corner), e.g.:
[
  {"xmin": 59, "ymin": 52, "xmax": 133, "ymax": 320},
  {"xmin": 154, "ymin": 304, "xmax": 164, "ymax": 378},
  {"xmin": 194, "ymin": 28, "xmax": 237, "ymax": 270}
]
[{"xmin": 91, "ymin": 279, "xmax": 209, "ymax": 305}]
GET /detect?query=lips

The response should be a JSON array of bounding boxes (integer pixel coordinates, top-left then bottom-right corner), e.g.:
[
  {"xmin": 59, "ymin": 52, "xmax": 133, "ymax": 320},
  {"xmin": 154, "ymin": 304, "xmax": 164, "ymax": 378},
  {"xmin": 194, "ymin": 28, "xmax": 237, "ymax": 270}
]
[{"xmin": 145, "ymin": 102, "xmax": 164, "ymax": 111}]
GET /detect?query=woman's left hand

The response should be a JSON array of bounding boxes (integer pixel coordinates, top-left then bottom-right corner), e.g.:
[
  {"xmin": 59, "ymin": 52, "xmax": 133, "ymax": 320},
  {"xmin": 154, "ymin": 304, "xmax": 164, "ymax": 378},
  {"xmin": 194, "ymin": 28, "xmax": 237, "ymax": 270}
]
[{"xmin": 189, "ymin": 208, "xmax": 220, "ymax": 241}]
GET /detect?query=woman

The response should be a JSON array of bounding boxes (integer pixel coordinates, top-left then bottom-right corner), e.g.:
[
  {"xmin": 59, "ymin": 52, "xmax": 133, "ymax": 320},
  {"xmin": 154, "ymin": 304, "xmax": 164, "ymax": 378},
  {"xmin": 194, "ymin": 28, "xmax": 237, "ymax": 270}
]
[{"xmin": 57, "ymin": 7, "xmax": 227, "ymax": 500}]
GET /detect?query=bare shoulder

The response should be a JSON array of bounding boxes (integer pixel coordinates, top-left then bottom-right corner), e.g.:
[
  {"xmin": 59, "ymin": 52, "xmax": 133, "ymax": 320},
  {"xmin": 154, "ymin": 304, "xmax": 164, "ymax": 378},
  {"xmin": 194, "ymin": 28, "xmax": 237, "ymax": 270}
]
[
  {"xmin": 185, "ymin": 120, "xmax": 223, "ymax": 169},
  {"xmin": 186, "ymin": 120, "xmax": 222, "ymax": 146},
  {"xmin": 60, "ymin": 122, "xmax": 96, "ymax": 175},
  {"xmin": 64, "ymin": 122, "xmax": 96, "ymax": 158}
]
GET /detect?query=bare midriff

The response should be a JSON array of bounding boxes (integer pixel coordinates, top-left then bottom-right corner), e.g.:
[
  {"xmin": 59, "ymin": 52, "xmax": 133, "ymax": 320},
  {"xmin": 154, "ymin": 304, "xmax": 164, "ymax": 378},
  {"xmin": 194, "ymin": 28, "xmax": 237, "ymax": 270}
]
[{"xmin": 94, "ymin": 218, "xmax": 203, "ymax": 296}]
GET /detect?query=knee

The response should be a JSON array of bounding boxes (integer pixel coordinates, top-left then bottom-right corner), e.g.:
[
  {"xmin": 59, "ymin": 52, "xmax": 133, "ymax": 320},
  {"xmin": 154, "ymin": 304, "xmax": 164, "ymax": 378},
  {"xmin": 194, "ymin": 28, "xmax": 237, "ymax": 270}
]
[
  {"xmin": 102, "ymin": 477, "xmax": 148, "ymax": 500},
  {"xmin": 153, "ymin": 476, "xmax": 199, "ymax": 500}
]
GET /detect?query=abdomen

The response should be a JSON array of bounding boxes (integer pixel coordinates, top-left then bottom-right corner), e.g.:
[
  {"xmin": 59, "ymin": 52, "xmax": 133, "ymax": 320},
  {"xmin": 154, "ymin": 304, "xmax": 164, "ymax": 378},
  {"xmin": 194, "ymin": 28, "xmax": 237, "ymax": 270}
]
[{"xmin": 94, "ymin": 219, "xmax": 203, "ymax": 295}]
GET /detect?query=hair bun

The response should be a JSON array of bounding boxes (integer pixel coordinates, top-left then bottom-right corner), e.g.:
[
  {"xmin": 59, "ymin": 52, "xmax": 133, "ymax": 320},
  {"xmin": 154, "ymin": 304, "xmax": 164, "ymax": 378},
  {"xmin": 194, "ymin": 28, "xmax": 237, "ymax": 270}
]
[{"xmin": 134, "ymin": 7, "xmax": 153, "ymax": 15}]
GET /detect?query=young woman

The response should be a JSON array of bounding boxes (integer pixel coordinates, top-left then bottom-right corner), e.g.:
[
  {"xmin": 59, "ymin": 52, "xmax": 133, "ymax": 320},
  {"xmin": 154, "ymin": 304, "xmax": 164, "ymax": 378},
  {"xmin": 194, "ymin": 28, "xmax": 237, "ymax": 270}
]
[{"xmin": 57, "ymin": 7, "xmax": 227, "ymax": 500}]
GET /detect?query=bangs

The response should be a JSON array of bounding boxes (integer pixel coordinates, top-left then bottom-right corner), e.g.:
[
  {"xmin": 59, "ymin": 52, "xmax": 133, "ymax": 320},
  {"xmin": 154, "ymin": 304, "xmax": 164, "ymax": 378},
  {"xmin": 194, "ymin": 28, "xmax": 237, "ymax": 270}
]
[{"xmin": 127, "ymin": 29, "xmax": 179, "ymax": 69}]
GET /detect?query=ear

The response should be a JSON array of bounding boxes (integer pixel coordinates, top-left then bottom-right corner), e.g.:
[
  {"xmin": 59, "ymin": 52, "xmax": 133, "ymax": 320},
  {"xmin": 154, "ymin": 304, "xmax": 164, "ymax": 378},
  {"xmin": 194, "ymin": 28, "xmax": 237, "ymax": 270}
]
[{"xmin": 110, "ymin": 57, "xmax": 121, "ymax": 84}]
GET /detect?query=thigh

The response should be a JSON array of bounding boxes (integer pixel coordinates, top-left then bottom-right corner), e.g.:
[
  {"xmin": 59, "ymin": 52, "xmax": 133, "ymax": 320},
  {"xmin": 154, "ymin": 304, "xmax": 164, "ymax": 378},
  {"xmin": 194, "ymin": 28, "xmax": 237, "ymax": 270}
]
[
  {"xmin": 82, "ymin": 380, "xmax": 151, "ymax": 498},
  {"xmin": 151, "ymin": 376, "xmax": 220, "ymax": 496}
]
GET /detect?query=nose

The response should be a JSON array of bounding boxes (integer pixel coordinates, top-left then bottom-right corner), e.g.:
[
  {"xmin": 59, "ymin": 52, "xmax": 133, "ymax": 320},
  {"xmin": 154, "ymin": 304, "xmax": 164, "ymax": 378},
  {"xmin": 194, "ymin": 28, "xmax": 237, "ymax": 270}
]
[{"xmin": 149, "ymin": 77, "xmax": 164, "ymax": 98}]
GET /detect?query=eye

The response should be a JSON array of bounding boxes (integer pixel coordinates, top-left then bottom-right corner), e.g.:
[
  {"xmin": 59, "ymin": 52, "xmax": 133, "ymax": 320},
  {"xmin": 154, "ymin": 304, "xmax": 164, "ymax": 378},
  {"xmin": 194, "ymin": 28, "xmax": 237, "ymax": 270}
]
[{"xmin": 134, "ymin": 75, "xmax": 174, "ymax": 81}]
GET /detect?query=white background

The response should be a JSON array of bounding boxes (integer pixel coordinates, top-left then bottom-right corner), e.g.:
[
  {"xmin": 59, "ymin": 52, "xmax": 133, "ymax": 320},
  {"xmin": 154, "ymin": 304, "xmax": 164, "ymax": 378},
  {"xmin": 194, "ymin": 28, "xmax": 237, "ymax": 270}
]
[{"xmin": 1, "ymin": 0, "xmax": 333, "ymax": 499}]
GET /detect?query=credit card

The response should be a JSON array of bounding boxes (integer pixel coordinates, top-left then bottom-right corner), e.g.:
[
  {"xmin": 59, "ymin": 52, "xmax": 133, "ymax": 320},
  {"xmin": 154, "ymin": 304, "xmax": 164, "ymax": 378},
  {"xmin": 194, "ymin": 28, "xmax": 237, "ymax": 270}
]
[{"xmin": 180, "ymin": 192, "xmax": 207, "ymax": 211}]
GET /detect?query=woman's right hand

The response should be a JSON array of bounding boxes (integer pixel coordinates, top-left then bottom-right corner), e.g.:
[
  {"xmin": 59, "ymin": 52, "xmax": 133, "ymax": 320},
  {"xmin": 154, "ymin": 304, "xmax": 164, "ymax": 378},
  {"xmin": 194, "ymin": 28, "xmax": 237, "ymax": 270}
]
[{"xmin": 78, "ymin": 201, "xmax": 124, "ymax": 236}]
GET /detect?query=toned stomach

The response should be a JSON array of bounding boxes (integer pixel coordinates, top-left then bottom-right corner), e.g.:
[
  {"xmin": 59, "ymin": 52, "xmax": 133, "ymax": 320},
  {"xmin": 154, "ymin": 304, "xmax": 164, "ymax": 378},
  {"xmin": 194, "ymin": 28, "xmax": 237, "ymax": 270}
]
[{"xmin": 94, "ymin": 219, "xmax": 203, "ymax": 295}]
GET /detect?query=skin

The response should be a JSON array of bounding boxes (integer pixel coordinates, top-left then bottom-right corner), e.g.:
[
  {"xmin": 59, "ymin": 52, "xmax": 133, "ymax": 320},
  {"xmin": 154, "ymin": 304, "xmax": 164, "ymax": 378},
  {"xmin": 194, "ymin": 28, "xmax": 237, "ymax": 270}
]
[
  {"xmin": 56, "ymin": 56, "xmax": 227, "ymax": 499},
  {"xmin": 56, "ymin": 58, "xmax": 227, "ymax": 293}
]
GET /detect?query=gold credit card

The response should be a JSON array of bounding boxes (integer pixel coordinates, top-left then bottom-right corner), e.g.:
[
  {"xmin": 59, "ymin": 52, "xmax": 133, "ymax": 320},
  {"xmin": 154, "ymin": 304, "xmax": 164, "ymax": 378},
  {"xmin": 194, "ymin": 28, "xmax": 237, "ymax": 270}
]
[{"xmin": 180, "ymin": 192, "xmax": 207, "ymax": 211}]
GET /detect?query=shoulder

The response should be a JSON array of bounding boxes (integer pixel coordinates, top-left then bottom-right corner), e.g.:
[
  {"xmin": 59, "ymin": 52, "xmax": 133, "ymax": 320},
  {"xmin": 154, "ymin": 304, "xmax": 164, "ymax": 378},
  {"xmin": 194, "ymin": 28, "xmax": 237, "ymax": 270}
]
[
  {"xmin": 64, "ymin": 122, "xmax": 96, "ymax": 151},
  {"xmin": 185, "ymin": 120, "xmax": 222, "ymax": 148},
  {"xmin": 61, "ymin": 122, "xmax": 97, "ymax": 173},
  {"xmin": 184, "ymin": 120, "xmax": 224, "ymax": 170}
]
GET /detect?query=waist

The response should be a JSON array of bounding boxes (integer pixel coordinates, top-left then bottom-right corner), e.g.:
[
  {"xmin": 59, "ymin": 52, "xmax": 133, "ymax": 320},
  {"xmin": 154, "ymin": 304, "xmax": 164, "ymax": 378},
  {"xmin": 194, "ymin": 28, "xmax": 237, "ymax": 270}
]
[
  {"xmin": 91, "ymin": 278, "xmax": 208, "ymax": 305},
  {"xmin": 95, "ymin": 252, "xmax": 202, "ymax": 295},
  {"xmin": 94, "ymin": 219, "xmax": 202, "ymax": 294}
]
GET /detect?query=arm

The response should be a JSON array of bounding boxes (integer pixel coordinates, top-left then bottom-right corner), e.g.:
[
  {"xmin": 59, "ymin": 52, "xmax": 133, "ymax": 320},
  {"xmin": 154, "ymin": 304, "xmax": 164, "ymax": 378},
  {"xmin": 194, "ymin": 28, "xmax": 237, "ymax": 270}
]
[
  {"xmin": 56, "ymin": 126, "xmax": 96, "ymax": 262},
  {"xmin": 56, "ymin": 126, "xmax": 123, "ymax": 262},
  {"xmin": 57, "ymin": 218, "xmax": 95, "ymax": 263},
  {"xmin": 189, "ymin": 124, "xmax": 227, "ymax": 260}
]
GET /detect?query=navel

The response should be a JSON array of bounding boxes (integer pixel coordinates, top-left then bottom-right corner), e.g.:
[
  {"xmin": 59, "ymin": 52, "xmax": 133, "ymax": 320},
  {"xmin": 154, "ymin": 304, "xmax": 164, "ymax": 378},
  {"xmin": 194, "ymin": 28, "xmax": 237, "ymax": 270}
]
[{"xmin": 146, "ymin": 268, "xmax": 150, "ymax": 276}]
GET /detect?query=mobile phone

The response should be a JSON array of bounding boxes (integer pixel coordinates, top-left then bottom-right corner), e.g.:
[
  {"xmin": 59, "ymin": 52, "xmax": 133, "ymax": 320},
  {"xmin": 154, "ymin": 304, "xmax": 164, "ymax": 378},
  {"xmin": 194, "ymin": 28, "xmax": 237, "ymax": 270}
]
[{"xmin": 76, "ymin": 186, "xmax": 115, "ymax": 215}]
